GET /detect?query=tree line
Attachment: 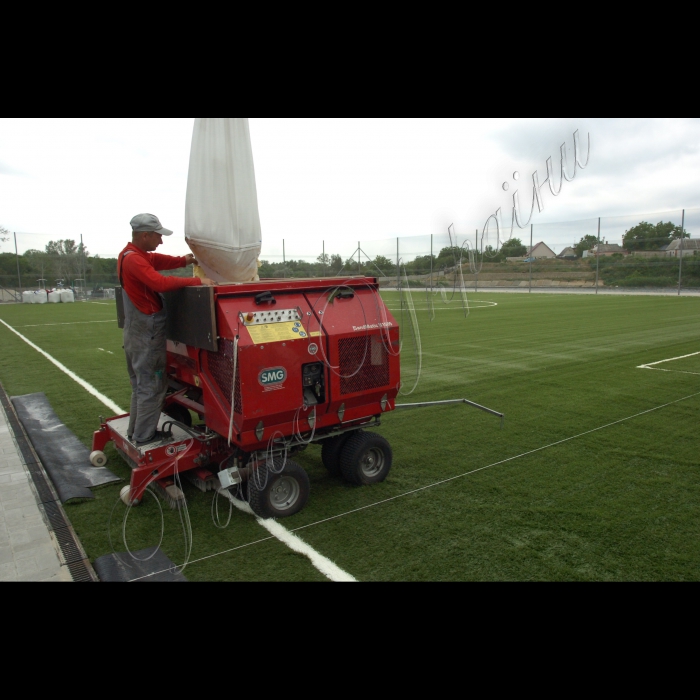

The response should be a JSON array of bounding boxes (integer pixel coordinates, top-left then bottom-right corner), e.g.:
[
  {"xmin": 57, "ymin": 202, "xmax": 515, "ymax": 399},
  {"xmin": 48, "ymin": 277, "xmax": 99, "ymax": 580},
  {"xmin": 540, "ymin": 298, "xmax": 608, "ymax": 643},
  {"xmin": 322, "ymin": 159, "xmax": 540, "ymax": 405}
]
[
  {"xmin": 0, "ymin": 238, "xmax": 117, "ymax": 288},
  {"xmin": 0, "ymin": 220, "xmax": 693, "ymax": 289}
]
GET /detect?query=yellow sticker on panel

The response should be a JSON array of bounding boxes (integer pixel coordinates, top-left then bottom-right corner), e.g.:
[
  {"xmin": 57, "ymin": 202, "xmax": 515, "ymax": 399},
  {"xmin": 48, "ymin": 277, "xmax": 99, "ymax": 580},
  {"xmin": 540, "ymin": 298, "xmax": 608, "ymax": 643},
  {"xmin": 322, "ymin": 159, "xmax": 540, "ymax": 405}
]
[{"xmin": 247, "ymin": 322, "xmax": 309, "ymax": 344}]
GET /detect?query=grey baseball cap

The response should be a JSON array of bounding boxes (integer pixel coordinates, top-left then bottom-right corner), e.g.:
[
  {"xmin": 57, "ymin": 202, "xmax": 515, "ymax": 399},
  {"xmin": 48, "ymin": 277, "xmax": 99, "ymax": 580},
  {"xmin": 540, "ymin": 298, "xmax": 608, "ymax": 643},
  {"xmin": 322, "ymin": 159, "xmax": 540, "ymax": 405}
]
[{"xmin": 130, "ymin": 213, "xmax": 173, "ymax": 236}]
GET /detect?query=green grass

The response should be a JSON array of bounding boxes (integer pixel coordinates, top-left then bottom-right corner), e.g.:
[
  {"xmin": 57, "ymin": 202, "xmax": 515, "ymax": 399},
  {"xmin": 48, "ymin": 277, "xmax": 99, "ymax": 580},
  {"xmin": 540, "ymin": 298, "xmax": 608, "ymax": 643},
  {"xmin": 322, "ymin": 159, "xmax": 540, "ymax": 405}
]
[{"xmin": 1, "ymin": 292, "xmax": 699, "ymax": 581}]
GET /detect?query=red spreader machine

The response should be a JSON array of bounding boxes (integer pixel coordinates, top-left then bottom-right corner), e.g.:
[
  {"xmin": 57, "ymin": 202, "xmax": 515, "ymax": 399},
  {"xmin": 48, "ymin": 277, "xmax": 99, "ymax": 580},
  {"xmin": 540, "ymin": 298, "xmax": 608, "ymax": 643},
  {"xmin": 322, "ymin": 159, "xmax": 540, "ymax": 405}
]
[{"xmin": 91, "ymin": 277, "xmax": 401, "ymax": 518}]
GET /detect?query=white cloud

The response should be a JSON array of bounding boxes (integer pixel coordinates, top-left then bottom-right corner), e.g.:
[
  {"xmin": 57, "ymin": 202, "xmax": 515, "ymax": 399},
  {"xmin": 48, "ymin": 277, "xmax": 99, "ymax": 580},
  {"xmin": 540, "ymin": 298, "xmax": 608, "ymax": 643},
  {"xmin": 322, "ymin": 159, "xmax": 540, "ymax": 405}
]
[{"xmin": 1, "ymin": 117, "xmax": 699, "ymax": 261}]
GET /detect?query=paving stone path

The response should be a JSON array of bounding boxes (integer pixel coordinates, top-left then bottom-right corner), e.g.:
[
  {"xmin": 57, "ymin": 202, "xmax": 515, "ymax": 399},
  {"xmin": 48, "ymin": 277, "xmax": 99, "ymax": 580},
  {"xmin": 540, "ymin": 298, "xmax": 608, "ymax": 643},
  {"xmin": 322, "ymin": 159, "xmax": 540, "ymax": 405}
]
[{"xmin": 0, "ymin": 402, "xmax": 72, "ymax": 582}]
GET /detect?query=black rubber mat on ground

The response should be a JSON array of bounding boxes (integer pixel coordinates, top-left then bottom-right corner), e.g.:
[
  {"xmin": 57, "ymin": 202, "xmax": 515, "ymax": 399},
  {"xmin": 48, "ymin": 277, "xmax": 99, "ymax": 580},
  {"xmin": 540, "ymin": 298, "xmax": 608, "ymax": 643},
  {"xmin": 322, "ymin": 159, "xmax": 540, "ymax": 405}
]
[
  {"xmin": 93, "ymin": 547, "xmax": 187, "ymax": 582},
  {"xmin": 10, "ymin": 392, "xmax": 121, "ymax": 503}
]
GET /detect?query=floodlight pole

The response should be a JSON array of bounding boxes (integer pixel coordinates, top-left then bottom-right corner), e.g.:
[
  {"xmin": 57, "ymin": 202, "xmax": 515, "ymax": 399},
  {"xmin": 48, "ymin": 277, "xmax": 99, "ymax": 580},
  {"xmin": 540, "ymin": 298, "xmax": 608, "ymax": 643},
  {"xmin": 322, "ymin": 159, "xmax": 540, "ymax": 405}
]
[
  {"xmin": 14, "ymin": 232, "xmax": 22, "ymax": 296},
  {"xmin": 677, "ymin": 209, "xmax": 685, "ymax": 296},
  {"xmin": 595, "ymin": 217, "xmax": 600, "ymax": 295}
]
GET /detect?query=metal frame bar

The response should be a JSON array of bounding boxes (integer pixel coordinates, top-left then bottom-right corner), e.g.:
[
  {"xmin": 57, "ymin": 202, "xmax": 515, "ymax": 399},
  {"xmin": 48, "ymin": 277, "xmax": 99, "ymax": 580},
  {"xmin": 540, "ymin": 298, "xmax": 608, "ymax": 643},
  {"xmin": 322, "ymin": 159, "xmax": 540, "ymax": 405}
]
[{"xmin": 395, "ymin": 398, "xmax": 504, "ymax": 428}]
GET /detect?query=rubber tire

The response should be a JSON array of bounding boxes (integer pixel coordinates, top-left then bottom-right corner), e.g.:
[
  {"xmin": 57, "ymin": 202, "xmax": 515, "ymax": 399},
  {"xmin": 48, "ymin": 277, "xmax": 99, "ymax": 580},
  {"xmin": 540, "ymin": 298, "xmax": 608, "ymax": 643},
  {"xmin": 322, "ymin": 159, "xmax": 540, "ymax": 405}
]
[
  {"xmin": 339, "ymin": 432, "xmax": 392, "ymax": 485},
  {"xmin": 90, "ymin": 450, "xmax": 107, "ymax": 467},
  {"xmin": 248, "ymin": 458, "xmax": 310, "ymax": 519},
  {"xmin": 164, "ymin": 404, "xmax": 192, "ymax": 427},
  {"xmin": 321, "ymin": 431, "xmax": 361, "ymax": 476}
]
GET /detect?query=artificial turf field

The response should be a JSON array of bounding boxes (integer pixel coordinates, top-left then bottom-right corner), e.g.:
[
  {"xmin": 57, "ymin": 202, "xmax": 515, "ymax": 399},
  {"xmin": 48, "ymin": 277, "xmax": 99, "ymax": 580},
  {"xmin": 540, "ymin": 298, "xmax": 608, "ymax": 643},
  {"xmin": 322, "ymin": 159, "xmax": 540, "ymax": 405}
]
[{"xmin": 0, "ymin": 291, "xmax": 698, "ymax": 581}]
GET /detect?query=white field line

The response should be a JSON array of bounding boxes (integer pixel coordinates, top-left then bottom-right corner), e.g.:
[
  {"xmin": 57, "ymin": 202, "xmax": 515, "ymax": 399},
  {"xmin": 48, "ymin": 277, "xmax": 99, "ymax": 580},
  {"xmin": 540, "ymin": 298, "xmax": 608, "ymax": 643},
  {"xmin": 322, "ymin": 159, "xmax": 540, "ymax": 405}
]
[
  {"xmin": 637, "ymin": 350, "xmax": 700, "ymax": 369},
  {"xmin": 15, "ymin": 320, "xmax": 116, "ymax": 327},
  {"xmin": 0, "ymin": 316, "xmax": 354, "ymax": 582},
  {"xmin": 384, "ymin": 302, "xmax": 498, "ymax": 311},
  {"xmin": 135, "ymin": 388, "xmax": 700, "ymax": 579},
  {"xmin": 0, "ymin": 318, "xmax": 125, "ymax": 414},
  {"xmin": 220, "ymin": 491, "xmax": 356, "ymax": 582},
  {"xmin": 97, "ymin": 348, "xmax": 114, "ymax": 355}
]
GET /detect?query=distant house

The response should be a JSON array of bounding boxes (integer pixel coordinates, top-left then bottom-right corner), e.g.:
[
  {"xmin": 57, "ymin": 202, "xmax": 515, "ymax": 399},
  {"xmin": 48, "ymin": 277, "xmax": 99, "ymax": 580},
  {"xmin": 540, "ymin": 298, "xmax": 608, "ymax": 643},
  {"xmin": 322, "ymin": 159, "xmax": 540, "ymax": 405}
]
[
  {"xmin": 527, "ymin": 242, "xmax": 556, "ymax": 259},
  {"xmin": 666, "ymin": 238, "xmax": 700, "ymax": 257},
  {"xmin": 557, "ymin": 246, "xmax": 577, "ymax": 260}
]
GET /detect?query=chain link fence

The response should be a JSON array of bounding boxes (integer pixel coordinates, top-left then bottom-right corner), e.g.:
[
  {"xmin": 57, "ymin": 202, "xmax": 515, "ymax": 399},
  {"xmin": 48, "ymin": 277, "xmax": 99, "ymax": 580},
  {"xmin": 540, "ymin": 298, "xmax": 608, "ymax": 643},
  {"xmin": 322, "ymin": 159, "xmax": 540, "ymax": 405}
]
[{"xmin": 2, "ymin": 207, "xmax": 699, "ymax": 302}]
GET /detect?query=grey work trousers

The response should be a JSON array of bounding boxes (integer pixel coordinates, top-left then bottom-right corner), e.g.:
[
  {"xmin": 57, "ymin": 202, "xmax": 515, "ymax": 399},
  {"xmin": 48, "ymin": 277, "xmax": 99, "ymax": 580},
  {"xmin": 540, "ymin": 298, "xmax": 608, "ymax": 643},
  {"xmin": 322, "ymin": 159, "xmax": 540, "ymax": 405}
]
[{"xmin": 122, "ymin": 290, "xmax": 168, "ymax": 443}]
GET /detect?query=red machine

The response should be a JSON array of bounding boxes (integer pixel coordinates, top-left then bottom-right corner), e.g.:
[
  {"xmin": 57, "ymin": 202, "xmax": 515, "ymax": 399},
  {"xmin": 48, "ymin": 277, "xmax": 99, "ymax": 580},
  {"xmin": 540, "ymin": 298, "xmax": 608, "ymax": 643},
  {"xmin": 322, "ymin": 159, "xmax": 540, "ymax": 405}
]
[{"xmin": 92, "ymin": 277, "xmax": 400, "ymax": 518}]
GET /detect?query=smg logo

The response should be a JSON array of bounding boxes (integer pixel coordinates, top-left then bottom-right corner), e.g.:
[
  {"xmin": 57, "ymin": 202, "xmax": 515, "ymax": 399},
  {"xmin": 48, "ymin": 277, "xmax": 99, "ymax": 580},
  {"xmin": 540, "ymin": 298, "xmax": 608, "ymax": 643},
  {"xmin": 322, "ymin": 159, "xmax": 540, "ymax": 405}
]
[{"xmin": 259, "ymin": 367, "xmax": 287, "ymax": 386}]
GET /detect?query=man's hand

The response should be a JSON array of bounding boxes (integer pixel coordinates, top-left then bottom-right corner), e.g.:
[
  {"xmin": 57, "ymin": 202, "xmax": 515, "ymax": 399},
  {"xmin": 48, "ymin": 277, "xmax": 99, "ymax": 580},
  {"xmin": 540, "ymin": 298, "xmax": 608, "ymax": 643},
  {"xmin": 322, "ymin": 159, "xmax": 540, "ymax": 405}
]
[
  {"xmin": 199, "ymin": 277, "xmax": 216, "ymax": 286},
  {"xmin": 185, "ymin": 254, "xmax": 198, "ymax": 266}
]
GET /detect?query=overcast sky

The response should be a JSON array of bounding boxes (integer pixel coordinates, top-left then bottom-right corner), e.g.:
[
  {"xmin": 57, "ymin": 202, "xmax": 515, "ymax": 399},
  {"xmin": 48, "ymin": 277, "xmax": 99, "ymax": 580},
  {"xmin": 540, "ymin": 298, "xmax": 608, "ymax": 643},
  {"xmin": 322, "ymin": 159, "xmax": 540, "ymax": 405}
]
[{"xmin": 1, "ymin": 118, "xmax": 699, "ymax": 261}]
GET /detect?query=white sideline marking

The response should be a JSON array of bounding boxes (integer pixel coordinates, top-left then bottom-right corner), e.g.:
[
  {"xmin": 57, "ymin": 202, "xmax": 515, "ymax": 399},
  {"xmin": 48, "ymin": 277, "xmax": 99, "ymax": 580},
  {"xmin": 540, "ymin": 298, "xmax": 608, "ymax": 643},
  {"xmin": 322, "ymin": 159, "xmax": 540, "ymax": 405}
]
[
  {"xmin": 637, "ymin": 351, "xmax": 700, "ymax": 369},
  {"xmin": 0, "ymin": 318, "xmax": 125, "ymax": 414},
  {"xmin": 384, "ymin": 302, "xmax": 498, "ymax": 311},
  {"xmin": 15, "ymin": 320, "xmax": 115, "ymax": 327},
  {"xmin": 0, "ymin": 317, "xmax": 354, "ymax": 582},
  {"xmin": 97, "ymin": 348, "xmax": 114, "ymax": 355},
  {"xmin": 221, "ymin": 491, "xmax": 356, "ymax": 582}
]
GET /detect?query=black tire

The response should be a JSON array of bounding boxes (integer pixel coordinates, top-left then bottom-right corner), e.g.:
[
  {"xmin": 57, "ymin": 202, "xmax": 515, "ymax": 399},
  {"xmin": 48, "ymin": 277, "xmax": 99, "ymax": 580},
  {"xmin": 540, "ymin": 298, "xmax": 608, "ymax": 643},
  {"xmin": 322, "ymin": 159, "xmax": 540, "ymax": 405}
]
[
  {"xmin": 339, "ymin": 432, "xmax": 392, "ymax": 485},
  {"xmin": 164, "ymin": 403, "xmax": 192, "ymax": 427},
  {"xmin": 248, "ymin": 458, "xmax": 310, "ymax": 519},
  {"xmin": 321, "ymin": 430, "xmax": 361, "ymax": 476}
]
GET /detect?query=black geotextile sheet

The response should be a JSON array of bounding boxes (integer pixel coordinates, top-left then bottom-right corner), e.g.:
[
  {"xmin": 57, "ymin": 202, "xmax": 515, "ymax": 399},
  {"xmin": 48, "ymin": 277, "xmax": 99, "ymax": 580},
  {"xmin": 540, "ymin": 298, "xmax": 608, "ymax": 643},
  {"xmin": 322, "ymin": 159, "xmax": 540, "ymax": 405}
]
[
  {"xmin": 93, "ymin": 547, "xmax": 187, "ymax": 582},
  {"xmin": 11, "ymin": 392, "xmax": 121, "ymax": 503}
]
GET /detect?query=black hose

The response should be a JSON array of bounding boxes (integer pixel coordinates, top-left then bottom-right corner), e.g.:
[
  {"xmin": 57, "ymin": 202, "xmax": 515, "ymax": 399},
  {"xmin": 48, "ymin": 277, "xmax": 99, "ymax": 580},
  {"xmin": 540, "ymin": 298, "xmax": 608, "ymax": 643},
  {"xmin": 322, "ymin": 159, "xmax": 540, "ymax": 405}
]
[{"xmin": 161, "ymin": 420, "xmax": 211, "ymax": 442}]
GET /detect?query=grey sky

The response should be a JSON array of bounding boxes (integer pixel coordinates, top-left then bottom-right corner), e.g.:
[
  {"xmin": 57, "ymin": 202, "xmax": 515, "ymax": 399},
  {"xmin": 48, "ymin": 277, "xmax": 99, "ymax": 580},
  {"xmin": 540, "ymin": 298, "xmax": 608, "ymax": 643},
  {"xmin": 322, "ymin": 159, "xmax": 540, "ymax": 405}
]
[{"xmin": 1, "ymin": 118, "xmax": 698, "ymax": 260}]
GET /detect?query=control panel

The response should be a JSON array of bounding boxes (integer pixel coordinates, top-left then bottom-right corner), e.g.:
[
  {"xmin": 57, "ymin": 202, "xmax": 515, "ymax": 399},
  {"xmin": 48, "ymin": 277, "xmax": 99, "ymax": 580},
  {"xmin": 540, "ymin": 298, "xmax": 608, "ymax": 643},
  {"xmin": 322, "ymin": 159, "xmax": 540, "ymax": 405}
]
[{"xmin": 240, "ymin": 308, "xmax": 303, "ymax": 326}]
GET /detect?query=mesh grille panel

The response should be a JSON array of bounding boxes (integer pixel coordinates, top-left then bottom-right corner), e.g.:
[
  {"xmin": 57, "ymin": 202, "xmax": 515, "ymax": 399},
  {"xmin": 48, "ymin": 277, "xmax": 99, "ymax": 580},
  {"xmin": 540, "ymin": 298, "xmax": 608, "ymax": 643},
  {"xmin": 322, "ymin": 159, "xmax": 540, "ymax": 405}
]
[
  {"xmin": 339, "ymin": 335, "xmax": 389, "ymax": 395},
  {"xmin": 206, "ymin": 339, "xmax": 242, "ymax": 412}
]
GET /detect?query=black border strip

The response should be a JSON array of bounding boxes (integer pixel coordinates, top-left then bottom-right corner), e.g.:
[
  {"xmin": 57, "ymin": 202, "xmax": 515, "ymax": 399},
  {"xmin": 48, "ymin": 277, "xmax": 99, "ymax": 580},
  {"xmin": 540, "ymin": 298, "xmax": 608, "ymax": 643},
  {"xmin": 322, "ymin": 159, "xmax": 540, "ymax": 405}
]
[{"xmin": 0, "ymin": 382, "xmax": 98, "ymax": 582}]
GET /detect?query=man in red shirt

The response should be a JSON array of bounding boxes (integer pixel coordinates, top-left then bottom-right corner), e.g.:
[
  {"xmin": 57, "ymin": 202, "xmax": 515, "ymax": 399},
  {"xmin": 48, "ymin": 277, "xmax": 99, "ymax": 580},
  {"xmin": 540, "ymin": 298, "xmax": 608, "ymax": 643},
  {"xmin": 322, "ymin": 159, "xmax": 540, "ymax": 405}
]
[{"xmin": 118, "ymin": 213, "xmax": 214, "ymax": 446}]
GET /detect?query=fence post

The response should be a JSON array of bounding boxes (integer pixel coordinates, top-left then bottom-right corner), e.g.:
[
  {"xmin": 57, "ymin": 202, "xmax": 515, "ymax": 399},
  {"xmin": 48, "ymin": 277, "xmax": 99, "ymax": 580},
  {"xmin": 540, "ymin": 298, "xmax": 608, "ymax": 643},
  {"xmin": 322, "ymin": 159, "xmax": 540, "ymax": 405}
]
[
  {"xmin": 323, "ymin": 240, "xmax": 326, "ymax": 277},
  {"xmin": 396, "ymin": 237, "xmax": 400, "ymax": 290},
  {"xmin": 80, "ymin": 234, "xmax": 86, "ymax": 288},
  {"xmin": 282, "ymin": 239, "xmax": 286, "ymax": 277},
  {"xmin": 358, "ymin": 241, "xmax": 361, "ymax": 275},
  {"xmin": 595, "ymin": 217, "xmax": 600, "ymax": 295},
  {"xmin": 529, "ymin": 224, "xmax": 533, "ymax": 293},
  {"xmin": 678, "ymin": 209, "xmax": 685, "ymax": 296},
  {"xmin": 430, "ymin": 233, "xmax": 433, "ymax": 292},
  {"xmin": 475, "ymin": 229, "xmax": 478, "ymax": 292},
  {"xmin": 14, "ymin": 232, "xmax": 22, "ymax": 296}
]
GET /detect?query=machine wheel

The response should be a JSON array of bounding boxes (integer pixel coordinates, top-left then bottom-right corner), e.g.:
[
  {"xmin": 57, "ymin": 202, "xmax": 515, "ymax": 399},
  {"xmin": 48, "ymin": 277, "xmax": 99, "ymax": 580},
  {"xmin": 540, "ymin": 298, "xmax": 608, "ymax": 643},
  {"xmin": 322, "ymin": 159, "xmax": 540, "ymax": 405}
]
[
  {"xmin": 339, "ymin": 432, "xmax": 392, "ymax": 485},
  {"xmin": 248, "ymin": 459, "xmax": 310, "ymax": 519},
  {"xmin": 321, "ymin": 431, "xmax": 361, "ymax": 476},
  {"xmin": 164, "ymin": 403, "xmax": 192, "ymax": 427},
  {"xmin": 90, "ymin": 450, "xmax": 107, "ymax": 467},
  {"xmin": 120, "ymin": 485, "xmax": 140, "ymax": 506}
]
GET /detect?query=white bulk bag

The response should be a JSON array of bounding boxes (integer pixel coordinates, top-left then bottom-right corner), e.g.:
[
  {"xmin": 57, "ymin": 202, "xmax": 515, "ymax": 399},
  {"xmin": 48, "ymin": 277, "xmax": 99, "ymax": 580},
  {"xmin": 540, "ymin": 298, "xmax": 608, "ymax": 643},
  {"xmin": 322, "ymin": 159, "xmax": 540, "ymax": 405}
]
[
  {"xmin": 185, "ymin": 118, "xmax": 262, "ymax": 284},
  {"xmin": 60, "ymin": 290, "xmax": 75, "ymax": 303},
  {"xmin": 34, "ymin": 291, "xmax": 47, "ymax": 304},
  {"xmin": 48, "ymin": 290, "xmax": 62, "ymax": 303},
  {"xmin": 23, "ymin": 291, "xmax": 34, "ymax": 303}
]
